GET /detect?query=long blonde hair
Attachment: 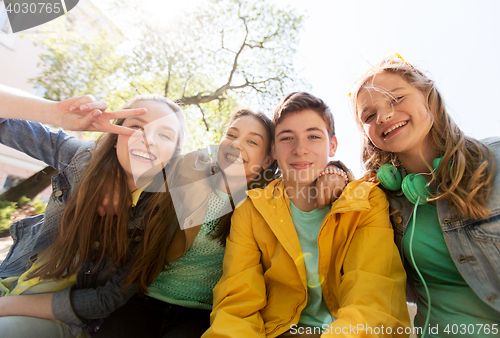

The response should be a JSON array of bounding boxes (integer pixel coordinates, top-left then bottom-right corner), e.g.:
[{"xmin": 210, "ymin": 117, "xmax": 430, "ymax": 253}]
[
  {"xmin": 29, "ymin": 95, "xmax": 187, "ymax": 293},
  {"xmin": 349, "ymin": 60, "xmax": 495, "ymax": 220}
]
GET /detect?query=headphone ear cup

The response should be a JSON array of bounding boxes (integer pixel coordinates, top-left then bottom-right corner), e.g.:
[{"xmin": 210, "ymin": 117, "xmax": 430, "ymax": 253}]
[
  {"xmin": 401, "ymin": 174, "xmax": 431, "ymax": 205},
  {"xmin": 377, "ymin": 163, "xmax": 402, "ymax": 191},
  {"xmin": 432, "ymin": 157, "xmax": 442, "ymax": 171}
]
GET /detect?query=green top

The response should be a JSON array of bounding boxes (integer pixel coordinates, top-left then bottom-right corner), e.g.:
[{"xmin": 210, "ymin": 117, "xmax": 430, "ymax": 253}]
[
  {"xmin": 290, "ymin": 201, "xmax": 335, "ymax": 329},
  {"xmin": 403, "ymin": 203, "xmax": 500, "ymax": 337},
  {"xmin": 147, "ymin": 189, "xmax": 228, "ymax": 310}
]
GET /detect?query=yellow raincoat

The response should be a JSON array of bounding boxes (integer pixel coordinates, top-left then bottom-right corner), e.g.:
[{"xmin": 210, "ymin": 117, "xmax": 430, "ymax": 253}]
[{"xmin": 204, "ymin": 178, "xmax": 410, "ymax": 337}]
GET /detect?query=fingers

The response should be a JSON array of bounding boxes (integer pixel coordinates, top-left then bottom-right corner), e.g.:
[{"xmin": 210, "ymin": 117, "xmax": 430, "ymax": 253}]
[
  {"xmin": 97, "ymin": 204, "xmax": 106, "ymax": 217},
  {"xmin": 105, "ymin": 124, "xmax": 140, "ymax": 136},
  {"xmin": 71, "ymin": 109, "xmax": 103, "ymax": 131},
  {"xmin": 112, "ymin": 189, "xmax": 120, "ymax": 216},
  {"xmin": 316, "ymin": 182, "xmax": 326, "ymax": 210},
  {"xmin": 105, "ymin": 108, "xmax": 147, "ymax": 119},
  {"xmin": 332, "ymin": 186, "xmax": 343, "ymax": 200},
  {"xmin": 99, "ymin": 195, "xmax": 116, "ymax": 217},
  {"xmin": 76, "ymin": 101, "xmax": 108, "ymax": 112},
  {"xmin": 324, "ymin": 188, "xmax": 333, "ymax": 206},
  {"xmin": 328, "ymin": 175, "xmax": 346, "ymax": 202},
  {"xmin": 68, "ymin": 95, "xmax": 99, "ymax": 111}
]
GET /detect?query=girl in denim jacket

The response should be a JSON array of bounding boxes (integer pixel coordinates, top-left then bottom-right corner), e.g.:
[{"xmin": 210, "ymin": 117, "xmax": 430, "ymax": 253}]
[
  {"xmin": 0, "ymin": 89, "xmax": 187, "ymax": 337},
  {"xmin": 349, "ymin": 54, "xmax": 500, "ymax": 337}
]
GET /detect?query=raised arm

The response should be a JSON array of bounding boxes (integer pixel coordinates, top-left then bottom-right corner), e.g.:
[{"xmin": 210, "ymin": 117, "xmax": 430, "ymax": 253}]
[{"xmin": 0, "ymin": 84, "xmax": 146, "ymax": 136}]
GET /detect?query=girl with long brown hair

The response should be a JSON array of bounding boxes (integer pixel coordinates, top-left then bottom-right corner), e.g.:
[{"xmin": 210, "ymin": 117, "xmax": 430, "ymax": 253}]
[
  {"xmin": 349, "ymin": 54, "xmax": 500, "ymax": 337},
  {"xmin": 0, "ymin": 90, "xmax": 187, "ymax": 337}
]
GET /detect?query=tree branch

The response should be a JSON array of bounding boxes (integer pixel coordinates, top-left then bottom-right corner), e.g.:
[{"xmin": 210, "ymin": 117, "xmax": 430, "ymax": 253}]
[
  {"xmin": 226, "ymin": 15, "xmax": 249, "ymax": 87},
  {"xmin": 164, "ymin": 54, "xmax": 172, "ymax": 97},
  {"xmin": 197, "ymin": 104, "xmax": 210, "ymax": 131}
]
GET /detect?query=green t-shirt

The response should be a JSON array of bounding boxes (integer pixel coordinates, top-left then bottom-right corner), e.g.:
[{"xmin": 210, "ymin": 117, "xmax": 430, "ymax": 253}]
[
  {"xmin": 147, "ymin": 189, "xmax": 228, "ymax": 310},
  {"xmin": 403, "ymin": 203, "xmax": 500, "ymax": 337},
  {"xmin": 290, "ymin": 201, "xmax": 335, "ymax": 330}
]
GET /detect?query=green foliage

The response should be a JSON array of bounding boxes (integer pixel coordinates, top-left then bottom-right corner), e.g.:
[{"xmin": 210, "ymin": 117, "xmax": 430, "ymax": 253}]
[
  {"xmin": 17, "ymin": 196, "xmax": 30, "ymax": 207},
  {"xmin": 31, "ymin": 197, "xmax": 48, "ymax": 214},
  {"xmin": 0, "ymin": 200, "xmax": 16, "ymax": 234},
  {"xmin": 28, "ymin": 0, "xmax": 307, "ymax": 150},
  {"xmin": 0, "ymin": 197, "xmax": 47, "ymax": 234}
]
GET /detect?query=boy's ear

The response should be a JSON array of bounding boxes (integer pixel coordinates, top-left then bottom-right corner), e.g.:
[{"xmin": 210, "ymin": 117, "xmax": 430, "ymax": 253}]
[{"xmin": 329, "ymin": 136, "xmax": 338, "ymax": 157}]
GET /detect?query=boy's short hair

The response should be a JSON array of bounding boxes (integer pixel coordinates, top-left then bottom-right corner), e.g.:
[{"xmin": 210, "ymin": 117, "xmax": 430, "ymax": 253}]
[{"xmin": 272, "ymin": 92, "xmax": 335, "ymax": 138}]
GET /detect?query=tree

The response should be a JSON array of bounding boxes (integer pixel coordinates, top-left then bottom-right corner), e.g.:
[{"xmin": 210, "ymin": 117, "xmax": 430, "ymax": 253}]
[
  {"xmin": 32, "ymin": 0, "xmax": 306, "ymax": 140},
  {"xmin": 3, "ymin": 0, "xmax": 306, "ymax": 199},
  {"xmin": 0, "ymin": 166, "xmax": 57, "ymax": 203}
]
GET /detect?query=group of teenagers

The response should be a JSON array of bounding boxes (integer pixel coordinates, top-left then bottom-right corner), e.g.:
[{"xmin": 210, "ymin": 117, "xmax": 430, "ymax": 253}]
[{"xmin": 0, "ymin": 54, "xmax": 498, "ymax": 338}]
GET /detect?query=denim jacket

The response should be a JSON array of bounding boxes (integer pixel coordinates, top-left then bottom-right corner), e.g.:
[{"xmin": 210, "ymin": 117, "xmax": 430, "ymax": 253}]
[
  {"xmin": 0, "ymin": 118, "xmax": 138, "ymax": 334},
  {"xmin": 391, "ymin": 137, "xmax": 500, "ymax": 313}
]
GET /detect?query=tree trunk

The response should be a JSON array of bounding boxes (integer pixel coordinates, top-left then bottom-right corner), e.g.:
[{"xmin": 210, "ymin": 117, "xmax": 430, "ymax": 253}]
[{"xmin": 0, "ymin": 166, "xmax": 57, "ymax": 203}]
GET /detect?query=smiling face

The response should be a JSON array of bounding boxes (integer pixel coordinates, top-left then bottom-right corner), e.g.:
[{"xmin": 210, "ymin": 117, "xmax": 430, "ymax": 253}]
[
  {"xmin": 116, "ymin": 100, "xmax": 181, "ymax": 190},
  {"xmin": 356, "ymin": 72, "xmax": 434, "ymax": 159},
  {"xmin": 217, "ymin": 115, "xmax": 272, "ymax": 184},
  {"xmin": 273, "ymin": 109, "xmax": 337, "ymax": 188}
]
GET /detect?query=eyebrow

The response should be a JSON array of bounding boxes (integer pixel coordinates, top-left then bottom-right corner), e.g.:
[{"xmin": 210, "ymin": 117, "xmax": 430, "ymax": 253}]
[
  {"xmin": 129, "ymin": 117, "xmax": 177, "ymax": 133},
  {"xmin": 389, "ymin": 87, "xmax": 405, "ymax": 92},
  {"xmin": 228, "ymin": 126, "xmax": 264, "ymax": 141},
  {"xmin": 276, "ymin": 127, "xmax": 325, "ymax": 136},
  {"xmin": 358, "ymin": 87, "xmax": 406, "ymax": 116}
]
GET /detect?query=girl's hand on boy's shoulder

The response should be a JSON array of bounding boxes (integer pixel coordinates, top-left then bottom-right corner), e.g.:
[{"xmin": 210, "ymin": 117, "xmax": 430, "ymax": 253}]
[
  {"xmin": 315, "ymin": 168, "xmax": 347, "ymax": 209},
  {"xmin": 55, "ymin": 95, "xmax": 147, "ymax": 135}
]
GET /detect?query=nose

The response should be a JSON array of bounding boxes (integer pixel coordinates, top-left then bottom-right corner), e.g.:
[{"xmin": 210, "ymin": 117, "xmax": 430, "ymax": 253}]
[
  {"xmin": 230, "ymin": 139, "xmax": 243, "ymax": 151},
  {"xmin": 140, "ymin": 128, "xmax": 156, "ymax": 146},
  {"xmin": 292, "ymin": 138, "xmax": 308, "ymax": 156},
  {"xmin": 376, "ymin": 108, "xmax": 394, "ymax": 124}
]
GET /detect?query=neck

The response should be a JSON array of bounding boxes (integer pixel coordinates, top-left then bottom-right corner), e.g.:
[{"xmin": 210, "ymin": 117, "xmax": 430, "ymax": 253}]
[
  {"xmin": 127, "ymin": 177, "xmax": 138, "ymax": 192},
  {"xmin": 284, "ymin": 181, "xmax": 317, "ymax": 212},
  {"xmin": 398, "ymin": 137, "xmax": 440, "ymax": 176}
]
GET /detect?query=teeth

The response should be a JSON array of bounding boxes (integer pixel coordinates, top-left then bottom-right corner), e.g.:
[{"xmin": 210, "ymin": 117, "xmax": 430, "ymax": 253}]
[
  {"xmin": 384, "ymin": 121, "xmax": 407, "ymax": 136},
  {"xmin": 226, "ymin": 154, "xmax": 244, "ymax": 163},
  {"xmin": 131, "ymin": 149, "xmax": 156, "ymax": 161}
]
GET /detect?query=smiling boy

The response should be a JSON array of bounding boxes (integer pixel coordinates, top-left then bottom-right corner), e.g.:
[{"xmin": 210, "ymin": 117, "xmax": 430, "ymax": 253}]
[{"xmin": 203, "ymin": 92, "xmax": 410, "ymax": 338}]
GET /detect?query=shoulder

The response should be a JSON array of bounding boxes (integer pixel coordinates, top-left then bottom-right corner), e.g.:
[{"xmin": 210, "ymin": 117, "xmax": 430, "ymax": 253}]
[
  {"xmin": 235, "ymin": 179, "xmax": 282, "ymax": 218},
  {"xmin": 343, "ymin": 176, "xmax": 387, "ymax": 204},
  {"xmin": 480, "ymin": 136, "xmax": 500, "ymax": 148},
  {"xmin": 167, "ymin": 150, "xmax": 212, "ymax": 186},
  {"xmin": 175, "ymin": 150, "xmax": 212, "ymax": 170},
  {"xmin": 246, "ymin": 178, "xmax": 282, "ymax": 204},
  {"xmin": 72, "ymin": 142, "xmax": 95, "ymax": 162},
  {"xmin": 480, "ymin": 137, "xmax": 500, "ymax": 161}
]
